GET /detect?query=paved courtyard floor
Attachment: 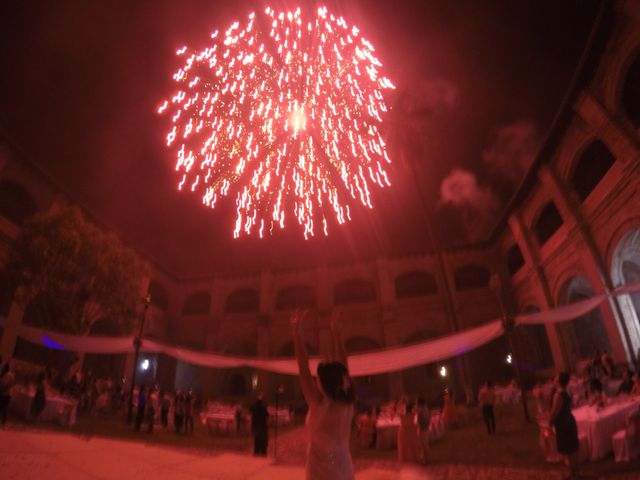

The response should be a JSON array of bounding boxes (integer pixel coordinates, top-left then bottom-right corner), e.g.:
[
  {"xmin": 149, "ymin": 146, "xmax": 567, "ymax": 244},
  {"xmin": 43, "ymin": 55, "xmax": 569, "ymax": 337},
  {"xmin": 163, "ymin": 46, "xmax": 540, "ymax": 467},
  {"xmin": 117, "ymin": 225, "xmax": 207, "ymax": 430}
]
[{"xmin": 0, "ymin": 428, "xmax": 637, "ymax": 480}]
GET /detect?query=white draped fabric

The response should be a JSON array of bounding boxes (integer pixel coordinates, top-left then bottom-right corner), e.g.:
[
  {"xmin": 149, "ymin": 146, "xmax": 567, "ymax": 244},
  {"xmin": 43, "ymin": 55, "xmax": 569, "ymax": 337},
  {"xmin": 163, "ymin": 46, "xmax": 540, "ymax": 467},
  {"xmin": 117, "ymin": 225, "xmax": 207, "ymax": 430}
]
[
  {"xmin": 1, "ymin": 279, "xmax": 639, "ymax": 376},
  {"xmin": 514, "ymin": 295, "xmax": 606, "ymax": 325},
  {"xmin": 0, "ymin": 316, "xmax": 503, "ymax": 377}
]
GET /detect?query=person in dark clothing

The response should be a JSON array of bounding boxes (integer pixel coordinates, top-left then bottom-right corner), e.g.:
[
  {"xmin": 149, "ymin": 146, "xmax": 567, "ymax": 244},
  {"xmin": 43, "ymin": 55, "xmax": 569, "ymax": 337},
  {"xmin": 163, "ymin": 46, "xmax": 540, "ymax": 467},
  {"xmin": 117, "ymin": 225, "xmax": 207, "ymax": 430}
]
[
  {"xmin": 478, "ymin": 380, "xmax": 496, "ymax": 434},
  {"xmin": 0, "ymin": 363, "xmax": 15, "ymax": 427},
  {"xmin": 251, "ymin": 394, "xmax": 269, "ymax": 456},
  {"xmin": 30, "ymin": 372, "xmax": 47, "ymax": 421},
  {"xmin": 551, "ymin": 372, "xmax": 579, "ymax": 480},
  {"xmin": 135, "ymin": 385, "xmax": 147, "ymax": 432},
  {"xmin": 160, "ymin": 390, "xmax": 170, "ymax": 428}
]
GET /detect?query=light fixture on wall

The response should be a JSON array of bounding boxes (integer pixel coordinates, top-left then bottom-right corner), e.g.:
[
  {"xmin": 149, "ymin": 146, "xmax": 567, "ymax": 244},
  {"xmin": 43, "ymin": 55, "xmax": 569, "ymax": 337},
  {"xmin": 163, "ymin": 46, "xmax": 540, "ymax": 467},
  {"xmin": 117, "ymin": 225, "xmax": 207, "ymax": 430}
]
[
  {"xmin": 439, "ymin": 365, "xmax": 447, "ymax": 377},
  {"xmin": 141, "ymin": 359, "xmax": 150, "ymax": 371},
  {"xmin": 506, "ymin": 353, "xmax": 513, "ymax": 365}
]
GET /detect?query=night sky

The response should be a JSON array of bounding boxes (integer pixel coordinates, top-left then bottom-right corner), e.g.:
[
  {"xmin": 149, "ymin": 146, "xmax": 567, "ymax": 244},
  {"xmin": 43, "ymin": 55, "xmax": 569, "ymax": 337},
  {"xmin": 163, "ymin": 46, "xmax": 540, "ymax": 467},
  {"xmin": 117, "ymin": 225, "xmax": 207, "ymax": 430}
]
[{"xmin": 0, "ymin": 1, "xmax": 600, "ymax": 276}]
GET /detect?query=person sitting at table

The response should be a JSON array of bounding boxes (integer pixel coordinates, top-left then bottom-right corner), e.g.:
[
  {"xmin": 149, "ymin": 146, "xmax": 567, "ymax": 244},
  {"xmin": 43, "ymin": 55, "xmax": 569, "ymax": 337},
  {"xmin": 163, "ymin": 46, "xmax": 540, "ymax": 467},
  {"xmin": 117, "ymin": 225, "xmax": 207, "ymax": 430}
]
[
  {"xmin": 617, "ymin": 369, "xmax": 634, "ymax": 396},
  {"xmin": 550, "ymin": 372, "xmax": 579, "ymax": 480},
  {"xmin": 0, "ymin": 362, "xmax": 15, "ymax": 427},
  {"xmin": 601, "ymin": 350, "xmax": 615, "ymax": 378},
  {"xmin": 30, "ymin": 372, "xmax": 47, "ymax": 422},
  {"xmin": 357, "ymin": 408, "xmax": 375, "ymax": 448},
  {"xmin": 397, "ymin": 399, "xmax": 421, "ymax": 463},
  {"xmin": 291, "ymin": 309, "xmax": 355, "ymax": 480},
  {"xmin": 588, "ymin": 378, "xmax": 605, "ymax": 409}
]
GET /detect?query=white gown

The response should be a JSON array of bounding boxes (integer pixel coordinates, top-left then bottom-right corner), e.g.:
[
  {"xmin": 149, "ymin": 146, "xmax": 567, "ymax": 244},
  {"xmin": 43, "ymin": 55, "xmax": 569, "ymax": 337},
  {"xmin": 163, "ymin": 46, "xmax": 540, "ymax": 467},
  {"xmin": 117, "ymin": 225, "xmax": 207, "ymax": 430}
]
[{"xmin": 305, "ymin": 397, "xmax": 354, "ymax": 480}]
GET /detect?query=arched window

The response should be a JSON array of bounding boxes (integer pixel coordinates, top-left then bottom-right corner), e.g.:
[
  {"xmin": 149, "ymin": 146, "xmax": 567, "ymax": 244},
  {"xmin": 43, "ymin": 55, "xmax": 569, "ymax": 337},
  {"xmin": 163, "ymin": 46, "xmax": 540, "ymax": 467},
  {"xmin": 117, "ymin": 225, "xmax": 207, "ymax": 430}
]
[
  {"xmin": 570, "ymin": 140, "xmax": 615, "ymax": 201},
  {"xmin": 225, "ymin": 288, "xmax": 260, "ymax": 313},
  {"xmin": 182, "ymin": 291, "xmax": 211, "ymax": 315},
  {"xmin": 394, "ymin": 271, "xmax": 438, "ymax": 298},
  {"xmin": 275, "ymin": 284, "xmax": 315, "ymax": 310},
  {"xmin": 622, "ymin": 51, "xmax": 640, "ymax": 127},
  {"xmin": 148, "ymin": 280, "xmax": 169, "ymax": 312},
  {"xmin": 454, "ymin": 265, "xmax": 490, "ymax": 291},
  {"xmin": 507, "ymin": 244, "xmax": 525, "ymax": 276},
  {"xmin": 0, "ymin": 181, "xmax": 37, "ymax": 225},
  {"xmin": 533, "ymin": 202, "xmax": 563, "ymax": 246},
  {"xmin": 558, "ymin": 276, "xmax": 610, "ymax": 360},
  {"xmin": 334, "ymin": 278, "xmax": 376, "ymax": 305}
]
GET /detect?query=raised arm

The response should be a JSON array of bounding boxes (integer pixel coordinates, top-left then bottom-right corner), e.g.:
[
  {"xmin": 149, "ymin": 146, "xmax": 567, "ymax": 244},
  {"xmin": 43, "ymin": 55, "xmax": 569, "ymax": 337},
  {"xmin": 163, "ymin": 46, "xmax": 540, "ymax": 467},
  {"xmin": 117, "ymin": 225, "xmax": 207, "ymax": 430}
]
[
  {"xmin": 330, "ymin": 310, "xmax": 348, "ymax": 369},
  {"xmin": 291, "ymin": 310, "xmax": 322, "ymax": 407}
]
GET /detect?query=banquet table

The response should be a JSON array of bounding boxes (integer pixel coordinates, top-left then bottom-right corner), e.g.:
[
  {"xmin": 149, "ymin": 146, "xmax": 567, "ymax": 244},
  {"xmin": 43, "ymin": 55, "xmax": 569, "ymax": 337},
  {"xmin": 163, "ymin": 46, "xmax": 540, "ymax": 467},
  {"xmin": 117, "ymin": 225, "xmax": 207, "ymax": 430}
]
[
  {"xmin": 375, "ymin": 417, "xmax": 400, "ymax": 450},
  {"xmin": 9, "ymin": 388, "xmax": 77, "ymax": 426},
  {"xmin": 573, "ymin": 399, "xmax": 640, "ymax": 461},
  {"xmin": 267, "ymin": 407, "xmax": 291, "ymax": 427},
  {"xmin": 201, "ymin": 411, "xmax": 250, "ymax": 435},
  {"xmin": 494, "ymin": 385, "xmax": 521, "ymax": 405}
]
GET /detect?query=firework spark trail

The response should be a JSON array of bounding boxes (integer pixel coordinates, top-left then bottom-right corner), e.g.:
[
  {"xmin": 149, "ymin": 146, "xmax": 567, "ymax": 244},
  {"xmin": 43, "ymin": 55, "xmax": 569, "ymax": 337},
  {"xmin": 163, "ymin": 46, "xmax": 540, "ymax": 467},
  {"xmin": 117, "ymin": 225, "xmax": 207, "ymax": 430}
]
[{"xmin": 159, "ymin": 6, "xmax": 394, "ymax": 238}]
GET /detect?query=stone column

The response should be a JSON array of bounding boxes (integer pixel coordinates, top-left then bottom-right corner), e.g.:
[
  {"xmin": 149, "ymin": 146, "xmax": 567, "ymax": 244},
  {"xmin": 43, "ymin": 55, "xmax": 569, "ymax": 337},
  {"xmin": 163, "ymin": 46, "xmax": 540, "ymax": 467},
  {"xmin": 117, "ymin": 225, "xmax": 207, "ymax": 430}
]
[
  {"xmin": 508, "ymin": 213, "xmax": 568, "ymax": 370},
  {"xmin": 0, "ymin": 300, "xmax": 23, "ymax": 362}
]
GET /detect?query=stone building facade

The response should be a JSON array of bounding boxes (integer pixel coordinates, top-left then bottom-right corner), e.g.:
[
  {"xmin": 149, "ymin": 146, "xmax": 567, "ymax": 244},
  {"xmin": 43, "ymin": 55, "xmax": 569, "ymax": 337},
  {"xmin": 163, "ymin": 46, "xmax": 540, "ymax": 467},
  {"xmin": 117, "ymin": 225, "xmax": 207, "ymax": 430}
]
[{"xmin": 1, "ymin": 1, "xmax": 639, "ymax": 404}]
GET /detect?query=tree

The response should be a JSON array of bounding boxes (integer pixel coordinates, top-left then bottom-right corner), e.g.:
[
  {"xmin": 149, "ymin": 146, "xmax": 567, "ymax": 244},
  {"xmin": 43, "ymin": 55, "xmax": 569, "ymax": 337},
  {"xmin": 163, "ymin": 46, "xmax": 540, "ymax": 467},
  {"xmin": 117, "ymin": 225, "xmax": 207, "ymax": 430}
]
[{"xmin": 4, "ymin": 205, "xmax": 148, "ymax": 335}]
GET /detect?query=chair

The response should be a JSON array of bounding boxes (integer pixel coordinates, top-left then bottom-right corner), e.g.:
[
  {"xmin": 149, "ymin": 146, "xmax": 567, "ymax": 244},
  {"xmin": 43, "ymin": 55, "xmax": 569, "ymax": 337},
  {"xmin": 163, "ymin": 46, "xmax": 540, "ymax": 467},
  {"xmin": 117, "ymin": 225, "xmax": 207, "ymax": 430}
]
[{"xmin": 612, "ymin": 411, "xmax": 640, "ymax": 462}]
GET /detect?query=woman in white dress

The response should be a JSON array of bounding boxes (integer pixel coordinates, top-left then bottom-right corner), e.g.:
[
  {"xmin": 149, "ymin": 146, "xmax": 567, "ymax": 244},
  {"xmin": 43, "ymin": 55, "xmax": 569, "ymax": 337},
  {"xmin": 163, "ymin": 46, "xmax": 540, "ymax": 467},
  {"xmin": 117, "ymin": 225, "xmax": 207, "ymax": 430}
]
[{"xmin": 291, "ymin": 309, "xmax": 355, "ymax": 480}]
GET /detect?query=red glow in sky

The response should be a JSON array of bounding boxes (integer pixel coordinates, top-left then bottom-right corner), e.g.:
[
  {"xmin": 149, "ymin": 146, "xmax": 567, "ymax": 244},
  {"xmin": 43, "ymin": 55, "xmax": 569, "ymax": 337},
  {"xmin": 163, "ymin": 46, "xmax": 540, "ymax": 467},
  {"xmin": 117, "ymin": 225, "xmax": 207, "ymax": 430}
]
[{"xmin": 159, "ymin": 6, "xmax": 395, "ymax": 239}]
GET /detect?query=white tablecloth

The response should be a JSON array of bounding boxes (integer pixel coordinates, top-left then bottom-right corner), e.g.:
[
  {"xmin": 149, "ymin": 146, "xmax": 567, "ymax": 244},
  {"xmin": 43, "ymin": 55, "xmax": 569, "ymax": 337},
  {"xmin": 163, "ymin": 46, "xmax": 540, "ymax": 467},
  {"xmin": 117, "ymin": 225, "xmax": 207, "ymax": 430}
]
[
  {"xmin": 9, "ymin": 389, "xmax": 77, "ymax": 426},
  {"xmin": 494, "ymin": 385, "xmax": 521, "ymax": 405},
  {"xmin": 573, "ymin": 399, "xmax": 640, "ymax": 461},
  {"xmin": 376, "ymin": 417, "xmax": 400, "ymax": 449},
  {"xmin": 200, "ymin": 411, "xmax": 251, "ymax": 435},
  {"xmin": 267, "ymin": 407, "xmax": 291, "ymax": 427}
]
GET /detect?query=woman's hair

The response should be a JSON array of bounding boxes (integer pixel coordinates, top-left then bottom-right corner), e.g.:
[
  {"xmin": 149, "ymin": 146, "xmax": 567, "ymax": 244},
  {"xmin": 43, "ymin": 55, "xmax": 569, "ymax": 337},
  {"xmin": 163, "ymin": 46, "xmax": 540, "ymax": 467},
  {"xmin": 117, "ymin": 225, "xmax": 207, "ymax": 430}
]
[
  {"xmin": 558, "ymin": 372, "xmax": 570, "ymax": 388},
  {"xmin": 589, "ymin": 378, "xmax": 603, "ymax": 392},
  {"xmin": 317, "ymin": 361, "xmax": 354, "ymax": 404}
]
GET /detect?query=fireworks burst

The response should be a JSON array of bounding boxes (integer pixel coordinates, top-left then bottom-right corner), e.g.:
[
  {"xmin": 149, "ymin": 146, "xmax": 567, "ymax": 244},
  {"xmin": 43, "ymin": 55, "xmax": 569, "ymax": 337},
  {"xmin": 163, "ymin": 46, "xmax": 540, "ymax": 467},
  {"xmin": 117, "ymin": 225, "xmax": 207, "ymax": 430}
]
[{"xmin": 159, "ymin": 6, "xmax": 395, "ymax": 238}]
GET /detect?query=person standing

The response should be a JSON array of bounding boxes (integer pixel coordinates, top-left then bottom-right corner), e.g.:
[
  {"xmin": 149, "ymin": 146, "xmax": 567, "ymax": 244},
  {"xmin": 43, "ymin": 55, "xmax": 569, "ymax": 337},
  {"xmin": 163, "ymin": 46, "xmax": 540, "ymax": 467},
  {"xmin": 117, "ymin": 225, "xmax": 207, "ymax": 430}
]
[
  {"xmin": 251, "ymin": 394, "xmax": 269, "ymax": 456},
  {"xmin": 30, "ymin": 372, "xmax": 47, "ymax": 422},
  {"xmin": 550, "ymin": 372, "xmax": 579, "ymax": 480},
  {"xmin": 160, "ymin": 390, "xmax": 170, "ymax": 428},
  {"xmin": 146, "ymin": 387, "xmax": 158, "ymax": 433},
  {"xmin": 478, "ymin": 380, "xmax": 496, "ymax": 434},
  {"xmin": 0, "ymin": 362, "xmax": 15, "ymax": 427},
  {"xmin": 416, "ymin": 397, "xmax": 431, "ymax": 463},
  {"xmin": 184, "ymin": 391, "xmax": 194, "ymax": 434},
  {"xmin": 397, "ymin": 400, "xmax": 421, "ymax": 463},
  {"xmin": 291, "ymin": 309, "xmax": 355, "ymax": 480},
  {"xmin": 135, "ymin": 385, "xmax": 147, "ymax": 432}
]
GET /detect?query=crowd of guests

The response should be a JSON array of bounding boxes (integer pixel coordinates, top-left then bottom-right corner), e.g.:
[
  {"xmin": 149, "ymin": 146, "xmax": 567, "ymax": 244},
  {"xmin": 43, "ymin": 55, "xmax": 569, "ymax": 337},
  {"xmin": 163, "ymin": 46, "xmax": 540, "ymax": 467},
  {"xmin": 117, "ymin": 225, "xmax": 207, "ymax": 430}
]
[
  {"xmin": 530, "ymin": 350, "xmax": 640, "ymax": 480},
  {"xmin": 134, "ymin": 385, "xmax": 195, "ymax": 434}
]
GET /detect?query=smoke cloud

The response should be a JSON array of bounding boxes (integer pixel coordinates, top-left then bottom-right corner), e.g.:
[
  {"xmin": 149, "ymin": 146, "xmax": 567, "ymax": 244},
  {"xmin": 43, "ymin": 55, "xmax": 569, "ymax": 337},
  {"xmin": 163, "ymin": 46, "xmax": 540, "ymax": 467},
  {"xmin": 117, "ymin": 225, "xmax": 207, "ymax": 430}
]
[
  {"xmin": 482, "ymin": 120, "xmax": 539, "ymax": 183},
  {"xmin": 439, "ymin": 168, "xmax": 500, "ymax": 240}
]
